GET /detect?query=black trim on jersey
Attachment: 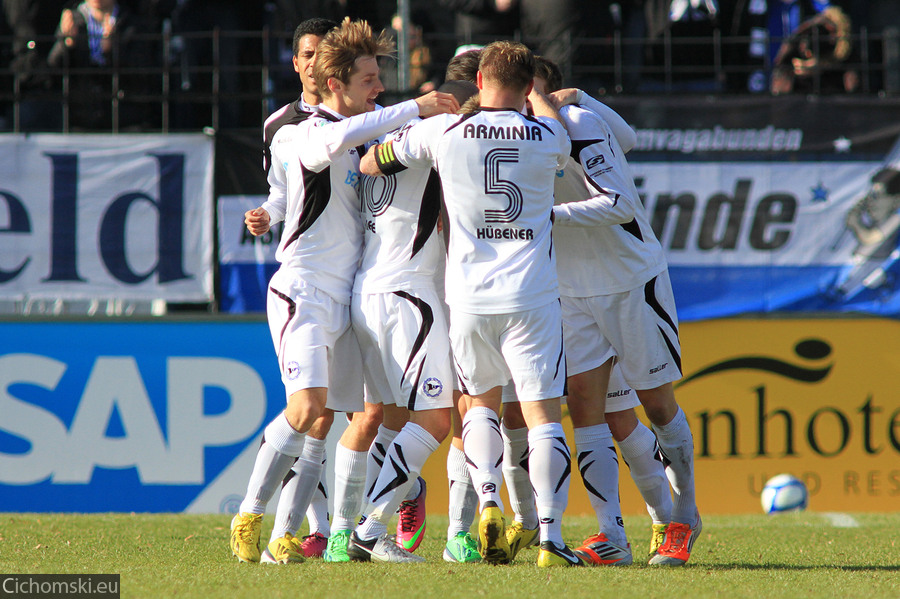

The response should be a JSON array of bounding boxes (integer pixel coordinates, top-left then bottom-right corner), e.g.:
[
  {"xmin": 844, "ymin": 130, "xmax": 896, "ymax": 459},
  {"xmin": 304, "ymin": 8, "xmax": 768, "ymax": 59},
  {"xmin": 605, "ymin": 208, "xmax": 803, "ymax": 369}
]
[
  {"xmin": 644, "ymin": 276, "xmax": 683, "ymax": 373},
  {"xmin": 444, "ymin": 111, "xmax": 478, "ymax": 134},
  {"xmin": 620, "ymin": 218, "xmax": 644, "ymax": 241},
  {"xmin": 283, "ymin": 165, "xmax": 332, "ymax": 249},
  {"xmin": 411, "ymin": 169, "xmax": 442, "ymax": 259},
  {"xmin": 263, "ymin": 99, "xmax": 312, "ymax": 172},
  {"xmin": 393, "ymin": 290, "xmax": 435, "ymax": 411},
  {"xmin": 569, "ymin": 138, "xmax": 602, "ymax": 161},
  {"xmin": 521, "ymin": 112, "xmax": 557, "ymax": 135},
  {"xmin": 570, "ymin": 138, "xmax": 623, "ymax": 208},
  {"xmin": 268, "ymin": 286, "xmax": 296, "ymax": 373}
]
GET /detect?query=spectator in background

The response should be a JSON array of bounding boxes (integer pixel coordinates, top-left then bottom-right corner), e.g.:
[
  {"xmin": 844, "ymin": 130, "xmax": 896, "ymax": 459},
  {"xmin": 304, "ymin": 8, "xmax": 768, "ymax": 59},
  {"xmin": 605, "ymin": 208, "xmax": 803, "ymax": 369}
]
[
  {"xmin": 439, "ymin": 0, "xmax": 518, "ymax": 54},
  {"xmin": 518, "ymin": 0, "xmax": 577, "ymax": 80},
  {"xmin": 3, "ymin": 0, "xmax": 68, "ymax": 130},
  {"xmin": 169, "ymin": 0, "xmax": 263, "ymax": 129},
  {"xmin": 47, "ymin": 0, "xmax": 152, "ymax": 130},
  {"xmin": 771, "ymin": 5, "xmax": 857, "ymax": 93}
]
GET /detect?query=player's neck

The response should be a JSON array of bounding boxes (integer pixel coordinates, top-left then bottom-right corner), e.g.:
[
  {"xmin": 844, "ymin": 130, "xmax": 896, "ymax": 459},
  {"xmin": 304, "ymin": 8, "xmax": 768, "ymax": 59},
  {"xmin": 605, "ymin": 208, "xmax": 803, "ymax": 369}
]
[
  {"xmin": 302, "ymin": 90, "xmax": 322, "ymax": 107},
  {"xmin": 479, "ymin": 88, "xmax": 526, "ymax": 113}
]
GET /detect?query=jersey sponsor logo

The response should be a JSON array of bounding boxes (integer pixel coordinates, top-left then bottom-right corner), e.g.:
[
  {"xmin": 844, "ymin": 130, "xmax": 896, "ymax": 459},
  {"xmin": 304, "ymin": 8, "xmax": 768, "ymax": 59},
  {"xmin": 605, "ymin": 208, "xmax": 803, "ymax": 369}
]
[
  {"xmin": 422, "ymin": 377, "xmax": 444, "ymax": 397},
  {"xmin": 476, "ymin": 226, "xmax": 535, "ymax": 240},
  {"xmin": 462, "ymin": 123, "xmax": 544, "ymax": 141}
]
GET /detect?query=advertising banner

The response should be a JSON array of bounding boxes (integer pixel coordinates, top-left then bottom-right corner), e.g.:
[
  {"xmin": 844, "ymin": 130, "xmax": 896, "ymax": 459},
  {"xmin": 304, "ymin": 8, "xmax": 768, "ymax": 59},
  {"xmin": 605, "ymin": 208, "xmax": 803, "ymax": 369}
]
[
  {"xmin": 1, "ymin": 318, "xmax": 896, "ymax": 514},
  {"xmin": 419, "ymin": 317, "xmax": 900, "ymax": 516},
  {"xmin": 0, "ymin": 320, "xmax": 282, "ymax": 513},
  {"xmin": 0, "ymin": 134, "xmax": 214, "ymax": 302},
  {"xmin": 217, "ymin": 195, "xmax": 280, "ymax": 313},
  {"xmin": 632, "ymin": 150, "xmax": 900, "ymax": 320}
]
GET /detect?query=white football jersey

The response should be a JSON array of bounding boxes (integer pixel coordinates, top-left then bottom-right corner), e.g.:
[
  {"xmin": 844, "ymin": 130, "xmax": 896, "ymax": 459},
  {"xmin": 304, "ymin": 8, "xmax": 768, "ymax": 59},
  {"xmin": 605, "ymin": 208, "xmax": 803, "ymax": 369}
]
[
  {"xmin": 390, "ymin": 108, "xmax": 570, "ymax": 314},
  {"xmin": 354, "ymin": 119, "xmax": 445, "ymax": 293},
  {"xmin": 266, "ymin": 100, "xmax": 420, "ymax": 304},
  {"xmin": 553, "ymin": 104, "xmax": 667, "ymax": 296}
]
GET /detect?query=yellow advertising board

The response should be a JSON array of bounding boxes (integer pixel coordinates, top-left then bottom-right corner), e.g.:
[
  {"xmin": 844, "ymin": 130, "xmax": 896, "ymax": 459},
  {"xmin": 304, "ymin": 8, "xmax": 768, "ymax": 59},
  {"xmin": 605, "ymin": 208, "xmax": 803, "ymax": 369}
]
[{"xmin": 420, "ymin": 318, "xmax": 900, "ymax": 515}]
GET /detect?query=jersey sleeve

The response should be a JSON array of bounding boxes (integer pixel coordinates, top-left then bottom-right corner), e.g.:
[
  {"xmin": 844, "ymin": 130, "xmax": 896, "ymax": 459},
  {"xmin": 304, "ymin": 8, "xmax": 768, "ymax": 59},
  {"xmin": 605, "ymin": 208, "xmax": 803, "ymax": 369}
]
[
  {"xmin": 537, "ymin": 116, "xmax": 572, "ymax": 170},
  {"xmin": 261, "ymin": 128, "xmax": 290, "ymax": 223},
  {"xmin": 299, "ymin": 100, "xmax": 420, "ymax": 171},
  {"xmin": 553, "ymin": 106, "xmax": 637, "ymax": 227},
  {"xmin": 574, "ymin": 92, "xmax": 636, "ymax": 152},
  {"xmin": 390, "ymin": 116, "xmax": 444, "ymax": 170}
]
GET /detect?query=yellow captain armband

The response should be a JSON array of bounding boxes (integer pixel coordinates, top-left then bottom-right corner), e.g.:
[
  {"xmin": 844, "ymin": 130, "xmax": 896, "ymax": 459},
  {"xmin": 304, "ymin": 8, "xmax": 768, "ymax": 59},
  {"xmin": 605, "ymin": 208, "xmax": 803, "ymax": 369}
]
[{"xmin": 373, "ymin": 141, "xmax": 407, "ymax": 175}]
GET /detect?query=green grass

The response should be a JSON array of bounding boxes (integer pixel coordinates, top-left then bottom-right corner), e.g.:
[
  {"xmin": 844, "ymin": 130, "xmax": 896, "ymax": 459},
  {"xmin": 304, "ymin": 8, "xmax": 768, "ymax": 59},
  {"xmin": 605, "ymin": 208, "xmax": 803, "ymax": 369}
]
[{"xmin": 0, "ymin": 513, "xmax": 897, "ymax": 599}]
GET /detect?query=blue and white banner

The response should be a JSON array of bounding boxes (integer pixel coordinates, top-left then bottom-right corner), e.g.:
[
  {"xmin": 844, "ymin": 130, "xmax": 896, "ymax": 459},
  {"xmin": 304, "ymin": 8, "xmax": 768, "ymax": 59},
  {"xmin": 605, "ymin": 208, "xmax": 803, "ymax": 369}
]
[
  {"xmin": 632, "ymin": 139, "xmax": 900, "ymax": 320},
  {"xmin": 0, "ymin": 134, "xmax": 214, "ymax": 302},
  {"xmin": 216, "ymin": 195, "xmax": 282, "ymax": 313},
  {"xmin": 0, "ymin": 321, "xmax": 283, "ymax": 513}
]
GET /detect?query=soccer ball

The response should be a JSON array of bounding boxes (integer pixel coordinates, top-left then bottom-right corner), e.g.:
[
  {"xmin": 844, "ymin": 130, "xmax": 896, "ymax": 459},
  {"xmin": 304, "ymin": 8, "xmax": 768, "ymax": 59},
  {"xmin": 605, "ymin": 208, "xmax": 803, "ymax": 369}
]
[{"xmin": 761, "ymin": 474, "xmax": 808, "ymax": 514}]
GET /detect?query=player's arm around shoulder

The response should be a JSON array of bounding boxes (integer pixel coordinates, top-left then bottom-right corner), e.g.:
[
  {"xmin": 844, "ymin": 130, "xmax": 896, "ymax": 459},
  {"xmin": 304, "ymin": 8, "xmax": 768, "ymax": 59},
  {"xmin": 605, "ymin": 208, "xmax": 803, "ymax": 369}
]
[
  {"xmin": 361, "ymin": 115, "xmax": 446, "ymax": 177},
  {"xmin": 551, "ymin": 88, "xmax": 636, "ymax": 153}
]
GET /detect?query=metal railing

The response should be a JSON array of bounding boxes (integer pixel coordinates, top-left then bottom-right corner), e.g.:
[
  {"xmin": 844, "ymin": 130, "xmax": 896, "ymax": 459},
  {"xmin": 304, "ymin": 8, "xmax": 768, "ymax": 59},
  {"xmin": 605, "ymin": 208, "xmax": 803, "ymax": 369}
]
[{"xmin": 2, "ymin": 26, "xmax": 898, "ymax": 134}]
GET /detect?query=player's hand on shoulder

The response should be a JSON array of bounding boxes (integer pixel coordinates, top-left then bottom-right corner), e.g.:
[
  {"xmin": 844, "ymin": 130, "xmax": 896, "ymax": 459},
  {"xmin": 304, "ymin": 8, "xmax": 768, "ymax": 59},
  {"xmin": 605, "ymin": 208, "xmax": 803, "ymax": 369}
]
[
  {"xmin": 415, "ymin": 91, "xmax": 460, "ymax": 118},
  {"xmin": 548, "ymin": 88, "xmax": 582, "ymax": 109},
  {"xmin": 244, "ymin": 207, "xmax": 271, "ymax": 236}
]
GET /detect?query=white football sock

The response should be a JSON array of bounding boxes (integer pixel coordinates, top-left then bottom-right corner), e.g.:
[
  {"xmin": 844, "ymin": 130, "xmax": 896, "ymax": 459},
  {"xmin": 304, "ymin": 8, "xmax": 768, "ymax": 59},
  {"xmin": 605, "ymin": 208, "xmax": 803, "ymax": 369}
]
[
  {"xmin": 653, "ymin": 407, "xmax": 698, "ymax": 526},
  {"xmin": 528, "ymin": 422, "xmax": 571, "ymax": 547},
  {"xmin": 305, "ymin": 464, "xmax": 331, "ymax": 537},
  {"xmin": 238, "ymin": 414, "xmax": 304, "ymax": 515},
  {"xmin": 501, "ymin": 422, "xmax": 538, "ymax": 529},
  {"xmin": 617, "ymin": 421, "xmax": 672, "ymax": 525},
  {"xmin": 357, "ymin": 422, "xmax": 439, "ymax": 541},
  {"xmin": 574, "ymin": 424, "xmax": 626, "ymax": 546},
  {"xmin": 462, "ymin": 406, "xmax": 504, "ymax": 511},
  {"xmin": 446, "ymin": 443, "xmax": 478, "ymax": 538},
  {"xmin": 331, "ymin": 443, "xmax": 368, "ymax": 532},
  {"xmin": 269, "ymin": 435, "xmax": 326, "ymax": 542},
  {"xmin": 366, "ymin": 425, "xmax": 400, "ymax": 501}
]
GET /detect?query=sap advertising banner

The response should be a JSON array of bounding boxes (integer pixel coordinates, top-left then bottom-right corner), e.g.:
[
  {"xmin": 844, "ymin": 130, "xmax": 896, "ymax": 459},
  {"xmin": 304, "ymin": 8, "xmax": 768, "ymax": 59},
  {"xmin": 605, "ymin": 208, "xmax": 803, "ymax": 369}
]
[
  {"xmin": 0, "ymin": 134, "xmax": 214, "ymax": 302},
  {"xmin": 0, "ymin": 321, "xmax": 283, "ymax": 513},
  {"xmin": 631, "ymin": 145, "xmax": 900, "ymax": 320}
]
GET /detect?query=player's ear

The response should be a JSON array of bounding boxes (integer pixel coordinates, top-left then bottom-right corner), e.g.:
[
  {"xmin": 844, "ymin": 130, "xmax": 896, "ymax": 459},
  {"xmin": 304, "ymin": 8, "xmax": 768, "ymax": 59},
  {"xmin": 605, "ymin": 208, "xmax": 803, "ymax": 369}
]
[
  {"xmin": 327, "ymin": 77, "xmax": 342, "ymax": 95},
  {"xmin": 476, "ymin": 70, "xmax": 484, "ymax": 90},
  {"xmin": 292, "ymin": 55, "xmax": 300, "ymax": 74},
  {"xmin": 524, "ymin": 80, "xmax": 534, "ymax": 96}
]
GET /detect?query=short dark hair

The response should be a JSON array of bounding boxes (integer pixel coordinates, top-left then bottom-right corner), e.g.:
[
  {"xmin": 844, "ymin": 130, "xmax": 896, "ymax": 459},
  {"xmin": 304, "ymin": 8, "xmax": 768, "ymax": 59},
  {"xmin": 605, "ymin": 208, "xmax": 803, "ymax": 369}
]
[
  {"xmin": 292, "ymin": 18, "xmax": 339, "ymax": 56},
  {"xmin": 445, "ymin": 49, "xmax": 481, "ymax": 84},
  {"xmin": 437, "ymin": 79, "xmax": 479, "ymax": 107},
  {"xmin": 535, "ymin": 56, "xmax": 563, "ymax": 93}
]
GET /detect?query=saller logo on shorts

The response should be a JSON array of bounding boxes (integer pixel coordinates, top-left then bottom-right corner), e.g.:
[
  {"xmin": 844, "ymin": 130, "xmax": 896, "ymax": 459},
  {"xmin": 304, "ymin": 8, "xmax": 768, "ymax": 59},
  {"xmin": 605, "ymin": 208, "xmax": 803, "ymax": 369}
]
[{"xmin": 422, "ymin": 377, "xmax": 443, "ymax": 397}]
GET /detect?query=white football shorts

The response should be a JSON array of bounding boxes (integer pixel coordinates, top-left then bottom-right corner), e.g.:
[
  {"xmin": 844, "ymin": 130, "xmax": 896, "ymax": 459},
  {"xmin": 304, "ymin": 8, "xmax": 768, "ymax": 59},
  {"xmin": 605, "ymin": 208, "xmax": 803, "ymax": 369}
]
[
  {"xmin": 605, "ymin": 362, "xmax": 641, "ymax": 413},
  {"xmin": 267, "ymin": 268, "xmax": 364, "ymax": 412},
  {"xmin": 351, "ymin": 288, "xmax": 454, "ymax": 411},
  {"xmin": 561, "ymin": 270, "xmax": 682, "ymax": 390},
  {"xmin": 450, "ymin": 301, "xmax": 566, "ymax": 401}
]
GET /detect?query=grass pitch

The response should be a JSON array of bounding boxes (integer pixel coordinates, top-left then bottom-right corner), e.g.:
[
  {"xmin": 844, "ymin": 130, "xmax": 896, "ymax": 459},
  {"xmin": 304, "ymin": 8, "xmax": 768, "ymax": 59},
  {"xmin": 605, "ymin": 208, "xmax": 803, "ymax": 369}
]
[{"xmin": 0, "ymin": 512, "xmax": 897, "ymax": 599}]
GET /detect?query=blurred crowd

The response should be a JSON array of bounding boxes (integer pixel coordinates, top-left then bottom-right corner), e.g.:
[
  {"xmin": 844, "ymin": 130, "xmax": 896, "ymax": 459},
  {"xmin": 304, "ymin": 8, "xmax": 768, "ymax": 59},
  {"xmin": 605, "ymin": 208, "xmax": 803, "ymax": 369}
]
[{"xmin": 2, "ymin": 0, "xmax": 899, "ymax": 132}]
